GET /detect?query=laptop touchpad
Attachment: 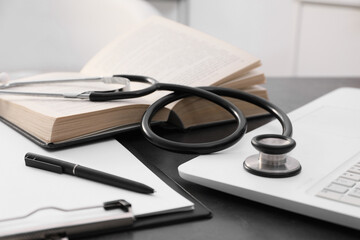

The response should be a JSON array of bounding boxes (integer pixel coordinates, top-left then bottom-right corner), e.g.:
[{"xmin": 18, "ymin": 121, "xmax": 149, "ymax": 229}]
[{"xmin": 295, "ymin": 106, "xmax": 360, "ymax": 139}]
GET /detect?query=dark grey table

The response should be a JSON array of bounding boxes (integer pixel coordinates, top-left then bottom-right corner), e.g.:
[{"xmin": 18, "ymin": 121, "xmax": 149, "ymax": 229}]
[{"xmin": 90, "ymin": 77, "xmax": 360, "ymax": 240}]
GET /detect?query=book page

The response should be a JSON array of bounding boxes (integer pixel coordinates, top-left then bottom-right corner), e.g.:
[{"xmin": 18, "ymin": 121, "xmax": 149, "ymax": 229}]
[
  {"xmin": 216, "ymin": 70, "xmax": 266, "ymax": 88},
  {"xmin": 81, "ymin": 16, "xmax": 261, "ymax": 90},
  {"xmin": 0, "ymin": 122, "xmax": 193, "ymax": 236}
]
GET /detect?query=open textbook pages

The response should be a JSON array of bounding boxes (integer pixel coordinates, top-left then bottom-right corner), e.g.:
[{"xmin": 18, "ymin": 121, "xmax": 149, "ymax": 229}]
[
  {"xmin": 0, "ymin": 120, "xmax": 194, "ymax": 237},
  {"xmin": 81, "ymin": 16, "xmax": 261, "ymax": 85},
  {"xmin": 0, "ymin": 16, "xmax": 266, "ymax": 146}
]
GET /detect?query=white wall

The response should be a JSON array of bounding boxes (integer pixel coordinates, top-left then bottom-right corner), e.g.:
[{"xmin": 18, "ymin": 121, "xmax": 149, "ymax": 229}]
[
  {"xmin": 186, "ymin": 0, "xmax": 299, "ymax": 77},
  {"xmin": 148, "ymin": 0, "xmax": 360, "ymax": 77},
  {"xmin": 296, "ymin": 3, "xmax": 360, "ymax": 76}
]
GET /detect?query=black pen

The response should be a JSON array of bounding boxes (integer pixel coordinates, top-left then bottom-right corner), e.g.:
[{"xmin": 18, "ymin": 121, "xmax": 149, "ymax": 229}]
[{"xmin": 24, "ymin": 152, "xmax": 154, "ymax": 194}]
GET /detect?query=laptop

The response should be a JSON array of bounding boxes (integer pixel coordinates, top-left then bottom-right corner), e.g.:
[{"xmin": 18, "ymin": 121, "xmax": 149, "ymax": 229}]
[{"xmin": 178, "ymin": 87, "xmax": 360, "ymax": 230}]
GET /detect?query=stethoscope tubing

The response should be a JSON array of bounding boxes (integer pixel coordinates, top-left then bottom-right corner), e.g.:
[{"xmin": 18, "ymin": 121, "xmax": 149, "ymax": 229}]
[
  {"xmin": 141, "ymin": 83, "xmax": 248, "ymax": 154},
  {"xmin": 87, "ymin": 75, "xmax": 293, "ymax": 154},
  {"xmin": 140, "ymin": 84, "xmax": 294, "ymax": 154}
]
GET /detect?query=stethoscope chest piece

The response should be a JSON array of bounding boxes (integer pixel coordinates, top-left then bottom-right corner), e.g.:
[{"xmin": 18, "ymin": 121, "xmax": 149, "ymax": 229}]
[{"xmin": 243, "ymin": 134, "xmax": 301, "ymax": 178}]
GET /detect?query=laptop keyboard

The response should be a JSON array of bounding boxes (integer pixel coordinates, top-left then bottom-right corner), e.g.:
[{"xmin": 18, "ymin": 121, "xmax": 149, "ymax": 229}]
[{"xmin": 317, "ymin": 162, "xmax": 360, "ymax": 207}]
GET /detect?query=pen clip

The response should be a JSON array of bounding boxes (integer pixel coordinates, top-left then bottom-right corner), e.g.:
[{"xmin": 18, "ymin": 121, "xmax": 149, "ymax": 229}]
[{"xmin": 25, "ymin": 154, "xmax": 63, "ymax": 174}]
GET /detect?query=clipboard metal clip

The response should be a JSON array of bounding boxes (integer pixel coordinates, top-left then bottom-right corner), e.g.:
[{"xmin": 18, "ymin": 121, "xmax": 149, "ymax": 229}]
[
  {"xmin": 104, "ymin": 199, "xmax": 132, "ymax": 212},
  {"xmin": 0, "ymin": 199, "xmax": 134, "ymax": 240}
]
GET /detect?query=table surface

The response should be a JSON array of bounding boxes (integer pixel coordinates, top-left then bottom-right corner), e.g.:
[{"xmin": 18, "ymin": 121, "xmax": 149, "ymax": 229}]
[{"xmin": 91, "ymin": 77, "xmax": 360, "ymax": 240}]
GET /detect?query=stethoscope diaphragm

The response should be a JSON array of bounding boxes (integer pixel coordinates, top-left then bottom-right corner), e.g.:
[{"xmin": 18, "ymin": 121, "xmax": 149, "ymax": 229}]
[{"xmin": 243, "ymin": 134, "xmax": 301, "ymax": 178}]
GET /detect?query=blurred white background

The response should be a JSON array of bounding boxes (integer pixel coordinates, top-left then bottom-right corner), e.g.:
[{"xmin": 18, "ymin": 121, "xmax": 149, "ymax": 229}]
[
  {"xmin": 1, "ymin": 0, "xmax": 359, "ymax": 78},
  {"xmin": 147, "ymin": 0, "xmax": 360, "ymax": 77},
  {"xmin": 0, "ymin": 0, "xmax": 159, "ymax": 77}
]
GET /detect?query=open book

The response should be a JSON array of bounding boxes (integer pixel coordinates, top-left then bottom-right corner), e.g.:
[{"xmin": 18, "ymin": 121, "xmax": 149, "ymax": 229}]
[{"xmin": 0, "ymin": 16, "xmax": 267, "ymax": 147}]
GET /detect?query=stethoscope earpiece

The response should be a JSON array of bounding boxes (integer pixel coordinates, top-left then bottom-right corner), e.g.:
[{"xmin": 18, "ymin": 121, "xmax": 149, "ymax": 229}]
[{"xmin": 243, "ymin": 134, "xmax": 301, "ymax": 178}]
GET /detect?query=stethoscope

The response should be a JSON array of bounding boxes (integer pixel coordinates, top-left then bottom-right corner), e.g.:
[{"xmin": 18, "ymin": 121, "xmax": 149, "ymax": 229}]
[{"xmin": 0, "ymin": 73, "xmax": 301, "ymax": 178}]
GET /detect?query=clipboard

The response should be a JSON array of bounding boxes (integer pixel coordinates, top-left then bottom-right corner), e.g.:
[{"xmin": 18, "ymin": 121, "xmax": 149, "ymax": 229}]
[{"xmin": 0, "ymin": 122, "xmax": 211, "ymax": 240}]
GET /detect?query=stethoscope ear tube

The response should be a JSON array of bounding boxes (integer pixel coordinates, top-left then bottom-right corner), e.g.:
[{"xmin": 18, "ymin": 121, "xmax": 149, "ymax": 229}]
[
  {"xmin": 89, "ymin": 75, "xmax": 159, "ymax": 101},
  {"xmin": 141, "ymin": 83, "xmax": 247, "ymax": 154}
]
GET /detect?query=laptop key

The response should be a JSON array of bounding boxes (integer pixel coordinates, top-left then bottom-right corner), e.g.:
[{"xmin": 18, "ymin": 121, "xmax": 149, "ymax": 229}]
[
  {"xmin": 333, "ymin": 178, "xmax": 356, "ymax": 187},
  {"xmin": 325, "ymin": 184, "xmax": 349, "ymax": 194},
  {"xmin": 342, "ymin": 172, "xmax": 360, "ymax": 181},
  {"xmin": 317, "ymin": 189, "xmax": 342, "ymax": 200},
  {"xmin": 341, "ymin": 195, "xmax": 360, "ymax": 207},
  {"xmin": 348, "ymin": 188, "xmax": 360, "ymax": 198},
  {"xmin": 348, "ymin": 167, "xmax": 360, "ymax": 174}
]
